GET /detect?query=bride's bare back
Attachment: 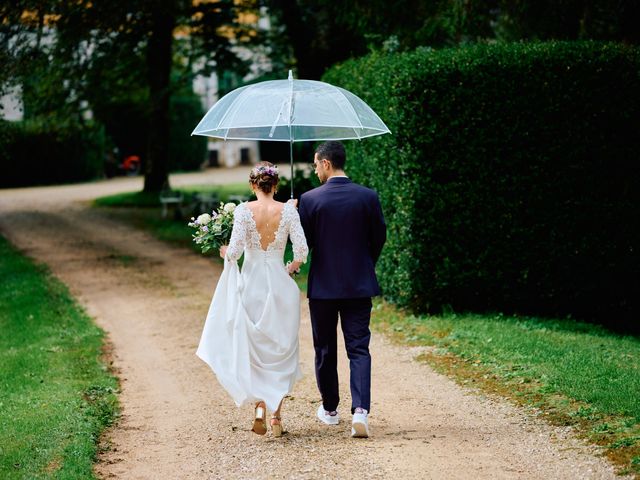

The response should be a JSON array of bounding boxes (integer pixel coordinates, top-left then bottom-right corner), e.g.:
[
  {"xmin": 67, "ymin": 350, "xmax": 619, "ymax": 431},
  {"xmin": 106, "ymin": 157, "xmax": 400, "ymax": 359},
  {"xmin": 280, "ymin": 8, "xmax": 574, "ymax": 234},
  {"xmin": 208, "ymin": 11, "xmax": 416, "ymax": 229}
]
[{"xmin": 247, "ymin": 201, "xmax": 285, "ymax": 250}]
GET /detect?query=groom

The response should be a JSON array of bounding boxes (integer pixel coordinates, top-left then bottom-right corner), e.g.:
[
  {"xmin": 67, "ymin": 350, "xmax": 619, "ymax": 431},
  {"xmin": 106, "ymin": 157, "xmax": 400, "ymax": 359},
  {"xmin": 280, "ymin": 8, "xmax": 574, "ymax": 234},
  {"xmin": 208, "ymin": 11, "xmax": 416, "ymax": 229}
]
[{"xmin": 298, "ymin": 141, "xmax": 386, "ymax": 438}]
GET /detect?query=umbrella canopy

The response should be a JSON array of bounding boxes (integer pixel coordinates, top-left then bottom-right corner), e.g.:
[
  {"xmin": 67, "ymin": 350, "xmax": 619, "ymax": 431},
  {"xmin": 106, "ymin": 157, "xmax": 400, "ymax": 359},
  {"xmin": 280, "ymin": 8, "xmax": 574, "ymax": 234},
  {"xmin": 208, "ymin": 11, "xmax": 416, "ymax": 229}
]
[
  {"xmin": 192, "ymin": 71, "xmax": 391, "ymax": 197},
  {"xmin": 192, "ymin": 71, "xmax": 390, "ymax": 142}
]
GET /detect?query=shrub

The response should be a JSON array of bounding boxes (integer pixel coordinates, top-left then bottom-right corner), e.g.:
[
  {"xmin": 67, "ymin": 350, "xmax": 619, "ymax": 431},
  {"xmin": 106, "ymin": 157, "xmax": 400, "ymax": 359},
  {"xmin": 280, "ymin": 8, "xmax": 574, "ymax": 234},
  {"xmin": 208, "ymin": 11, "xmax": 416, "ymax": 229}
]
[
  {"xmin": 274, "ymin": 165, "xmax": 320, "ymax": 202},
  {"xmin": 169, "ymin": 92, "xmax": 207, "ymax": 172},
  {"xmin": 93, "ymin": 99, "xmax": 148, "ymax": 163},
  {"xmin": 0, "ymin": 118, "xmax": 105, "ymax": 187},
  {"xmin": 323, "ymin": 41, "xmax": 640, "ymax": 331}
]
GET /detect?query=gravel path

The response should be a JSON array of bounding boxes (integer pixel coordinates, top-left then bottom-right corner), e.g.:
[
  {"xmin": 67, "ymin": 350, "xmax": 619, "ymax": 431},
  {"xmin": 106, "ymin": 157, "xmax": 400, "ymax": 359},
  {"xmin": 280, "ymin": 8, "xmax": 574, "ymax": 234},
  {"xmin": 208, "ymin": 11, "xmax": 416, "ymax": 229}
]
[{"xmin": 0, "ymin": 170, "xmax": 626, "ymax": 479}]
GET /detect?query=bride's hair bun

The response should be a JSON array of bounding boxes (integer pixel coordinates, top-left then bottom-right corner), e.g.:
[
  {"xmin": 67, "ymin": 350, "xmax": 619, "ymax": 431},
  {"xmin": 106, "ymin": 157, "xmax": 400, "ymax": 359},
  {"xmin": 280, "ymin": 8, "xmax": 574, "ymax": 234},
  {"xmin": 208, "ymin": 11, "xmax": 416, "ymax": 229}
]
[{"xmin": 249, "ymin": 162, "xmax": 279, "ymax": 194}]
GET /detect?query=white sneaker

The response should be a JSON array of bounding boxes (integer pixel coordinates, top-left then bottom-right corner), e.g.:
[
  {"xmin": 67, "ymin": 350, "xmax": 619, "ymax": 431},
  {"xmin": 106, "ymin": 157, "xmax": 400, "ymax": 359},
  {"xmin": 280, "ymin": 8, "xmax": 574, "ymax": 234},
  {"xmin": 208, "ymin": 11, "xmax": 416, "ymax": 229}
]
[
  {"xmin": 316, "ymin": 404, "xmax": 340, "ymax": 425},
  {"xmin": 351, "ymin": 408, "xmax": 369, "ymax": 438}
]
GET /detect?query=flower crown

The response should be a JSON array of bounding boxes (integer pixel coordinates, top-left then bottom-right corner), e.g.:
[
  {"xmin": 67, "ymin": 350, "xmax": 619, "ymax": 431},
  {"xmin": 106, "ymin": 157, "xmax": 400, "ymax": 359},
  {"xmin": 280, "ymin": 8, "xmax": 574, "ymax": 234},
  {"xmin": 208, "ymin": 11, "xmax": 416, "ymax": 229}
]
[{"xmin": 251, "ymin": 164, "xmax": 278, "ymax": 177}]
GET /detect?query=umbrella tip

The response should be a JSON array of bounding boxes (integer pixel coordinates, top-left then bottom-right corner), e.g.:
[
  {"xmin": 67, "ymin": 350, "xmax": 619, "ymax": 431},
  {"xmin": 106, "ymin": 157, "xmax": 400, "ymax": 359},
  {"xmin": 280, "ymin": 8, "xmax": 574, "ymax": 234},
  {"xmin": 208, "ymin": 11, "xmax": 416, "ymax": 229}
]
[{"xmin": 288, "ymin": 70, "xmax": 293, "ymax": 81}]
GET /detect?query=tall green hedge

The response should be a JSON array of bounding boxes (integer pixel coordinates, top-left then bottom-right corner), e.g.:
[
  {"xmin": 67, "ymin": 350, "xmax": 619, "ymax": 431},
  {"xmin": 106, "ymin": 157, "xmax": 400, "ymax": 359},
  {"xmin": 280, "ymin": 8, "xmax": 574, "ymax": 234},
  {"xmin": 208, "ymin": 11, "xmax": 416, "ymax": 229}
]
[
  {"xmin": 324, "ymin": 42, "xmax": 640, "ymax": 331},
  {"xmin": 0, "ymin": 119, "xmax": 105, "ymax": 187}
]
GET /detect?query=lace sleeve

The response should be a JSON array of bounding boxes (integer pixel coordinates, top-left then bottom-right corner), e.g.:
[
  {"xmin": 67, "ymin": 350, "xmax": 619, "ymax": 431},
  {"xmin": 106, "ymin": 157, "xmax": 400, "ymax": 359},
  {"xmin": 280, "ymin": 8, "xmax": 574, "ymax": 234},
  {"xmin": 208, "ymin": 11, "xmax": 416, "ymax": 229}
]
[
  {"xmin": 225, "ymin": 204, "xmax": 246, "ymax": 262},
  {"xmin": 287, "ymin": 202, "xmax": 308, "ymax": 263}
]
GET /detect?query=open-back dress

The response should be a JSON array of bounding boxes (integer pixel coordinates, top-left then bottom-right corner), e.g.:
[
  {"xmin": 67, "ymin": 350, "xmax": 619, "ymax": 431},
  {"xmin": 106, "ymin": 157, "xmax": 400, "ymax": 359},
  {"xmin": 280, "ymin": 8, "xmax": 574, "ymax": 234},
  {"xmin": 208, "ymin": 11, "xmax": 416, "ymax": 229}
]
[{"xmin": 196, "ymin": 200, "xmax": 308, "ymax": 412}]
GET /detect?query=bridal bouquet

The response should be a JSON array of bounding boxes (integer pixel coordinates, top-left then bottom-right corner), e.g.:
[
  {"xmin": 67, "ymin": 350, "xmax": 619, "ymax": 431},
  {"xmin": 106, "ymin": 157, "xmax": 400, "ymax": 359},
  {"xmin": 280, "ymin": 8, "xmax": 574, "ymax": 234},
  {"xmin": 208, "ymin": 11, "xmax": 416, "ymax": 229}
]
[{"xmin": 188, "ymin": 202, "xmax": 236, "ymax": 254}]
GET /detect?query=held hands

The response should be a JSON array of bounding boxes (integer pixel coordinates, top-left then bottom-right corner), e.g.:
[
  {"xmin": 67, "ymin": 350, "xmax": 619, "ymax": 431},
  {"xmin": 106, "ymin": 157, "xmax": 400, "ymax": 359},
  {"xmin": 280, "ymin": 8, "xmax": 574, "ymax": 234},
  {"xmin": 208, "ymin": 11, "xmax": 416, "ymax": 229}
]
[
  {"xmin": 219, "ymin": 245, "xmax": 228, "ymax": 259},
  {"xmin": 286, "ymin": 260, "xmax": 302, "ymax": 276}
]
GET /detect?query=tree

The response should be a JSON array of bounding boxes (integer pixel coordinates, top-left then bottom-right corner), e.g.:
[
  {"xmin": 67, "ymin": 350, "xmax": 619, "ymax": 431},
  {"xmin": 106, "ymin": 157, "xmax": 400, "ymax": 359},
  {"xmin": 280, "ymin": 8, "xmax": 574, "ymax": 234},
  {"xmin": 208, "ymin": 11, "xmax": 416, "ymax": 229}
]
[
  {"xmin": 3, "ymin": 0, "xmax": 260, "ymax": 192},
  {"xmin": 263, "ymin": 0, "xmax": 517, "ymax": 79},
  {"xmin": 264, "ymin": 0, "xmax": 638, "ymax": 82},
  {"xmin": 495, "ymin": 0, "xmax": 640, "ymax": 44},
  {"xmin": 262, "ymin": 0, "xmax": 364, "ymax": 80},
  {"xmin": 144, "ymin": 2, "xmax": 176, "ymax": 192}
]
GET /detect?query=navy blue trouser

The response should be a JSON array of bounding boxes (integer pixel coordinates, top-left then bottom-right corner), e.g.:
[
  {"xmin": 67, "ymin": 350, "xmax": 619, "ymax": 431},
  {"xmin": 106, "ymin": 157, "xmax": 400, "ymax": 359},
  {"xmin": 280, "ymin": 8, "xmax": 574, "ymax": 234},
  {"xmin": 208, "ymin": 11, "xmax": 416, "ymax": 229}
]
[{"xmin": 309, "ymin": 298, "xmax": 372, "ymax": 414}]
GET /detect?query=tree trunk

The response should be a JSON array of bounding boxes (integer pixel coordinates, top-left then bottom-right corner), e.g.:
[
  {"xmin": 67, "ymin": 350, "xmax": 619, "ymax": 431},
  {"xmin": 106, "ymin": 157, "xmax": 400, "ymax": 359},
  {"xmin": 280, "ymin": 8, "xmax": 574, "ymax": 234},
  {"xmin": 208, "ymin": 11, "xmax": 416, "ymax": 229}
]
[
  {"xmin": 620, "ymin": 0, "xmax": 640, "ymax": 44},
  {"xmin": 143, "ymin": 4, "xmax": 175, "ymax": 193},
  {"xmin": 268, "ymin": 0, "xmax": 321, "ymax": 79}
]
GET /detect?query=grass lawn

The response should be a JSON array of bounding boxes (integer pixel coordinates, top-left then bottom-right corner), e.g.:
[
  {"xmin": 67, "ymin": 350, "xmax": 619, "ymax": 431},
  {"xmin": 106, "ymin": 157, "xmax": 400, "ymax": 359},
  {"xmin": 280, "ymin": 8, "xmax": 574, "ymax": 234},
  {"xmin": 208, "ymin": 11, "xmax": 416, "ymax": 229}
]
[
  {"xmin": 0, "ymin": 235, "xmax": 118, "ymax": 479},
  {"xmin": 94, "ymin": 183, "xmax": 254, "ymax": 255},
  {"xmin": 94, "ymin": 185, "xmax": 309, "ymax": 290},
  {"xmin": 94, "ymin": 186, "xmax": 640, "ymax": 476},
  {"xmin": 373, "ymin": 303, "xmax": 640, "ymax": 477},
  {"xmin": 92, "ymin": 183, "xmax": 252, "ymax": 208}
]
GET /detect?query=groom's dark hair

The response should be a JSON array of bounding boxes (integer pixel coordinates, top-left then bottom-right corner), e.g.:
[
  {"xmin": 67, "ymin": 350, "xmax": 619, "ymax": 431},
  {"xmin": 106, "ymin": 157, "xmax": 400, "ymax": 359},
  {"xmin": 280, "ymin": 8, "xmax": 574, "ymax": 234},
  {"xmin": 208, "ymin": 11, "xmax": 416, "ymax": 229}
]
[{"xmin": 316, "ymin": 141, "xmax": 346, "ymax": 170}]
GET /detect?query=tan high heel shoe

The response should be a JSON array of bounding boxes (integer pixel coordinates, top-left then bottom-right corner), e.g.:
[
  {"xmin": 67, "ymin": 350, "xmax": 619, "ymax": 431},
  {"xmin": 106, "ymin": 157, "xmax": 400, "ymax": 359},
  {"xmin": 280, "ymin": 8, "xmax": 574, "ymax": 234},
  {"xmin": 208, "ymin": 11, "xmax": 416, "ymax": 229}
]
[
  {"xmin": 251, "ymin": 402, "xmax": 267, "ymax": 435},
  {"xmin": 270, "ymin": 416, "xmax": 283, "ymax": 437}
]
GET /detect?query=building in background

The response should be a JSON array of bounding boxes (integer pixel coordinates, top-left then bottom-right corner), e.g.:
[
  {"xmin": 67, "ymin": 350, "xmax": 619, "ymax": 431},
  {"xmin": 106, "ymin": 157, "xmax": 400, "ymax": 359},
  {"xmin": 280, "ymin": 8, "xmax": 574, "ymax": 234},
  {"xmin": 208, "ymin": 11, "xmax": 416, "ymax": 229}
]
[
  {"xmin": 0, "ymin": 85, "xmax": 23, "ymax": 121},
  {"xmin": 192, "ymin": 71, "xmax": 261, "ymax": 169},
  {"xmin": 191, "ymin": 6, "xmax": 274, "ymax": 169}
]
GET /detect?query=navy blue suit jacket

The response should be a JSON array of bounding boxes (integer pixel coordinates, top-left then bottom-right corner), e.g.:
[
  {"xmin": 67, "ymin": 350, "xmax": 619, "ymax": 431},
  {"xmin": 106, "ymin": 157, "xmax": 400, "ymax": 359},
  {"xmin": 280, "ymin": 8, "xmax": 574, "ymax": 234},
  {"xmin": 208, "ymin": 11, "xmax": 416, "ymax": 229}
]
[{"xmin": 298, "ymin": 177, "xmax": 387, "ymax": 299}]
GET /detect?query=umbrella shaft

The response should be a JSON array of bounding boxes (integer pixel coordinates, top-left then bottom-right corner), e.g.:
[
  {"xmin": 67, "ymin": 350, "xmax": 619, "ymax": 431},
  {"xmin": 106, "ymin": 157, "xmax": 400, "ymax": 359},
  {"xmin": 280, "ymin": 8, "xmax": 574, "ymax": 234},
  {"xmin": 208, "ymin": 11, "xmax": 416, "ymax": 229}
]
[{"xmin": 289, "ymin": 139, "xmax": 294, "ymax": 199}]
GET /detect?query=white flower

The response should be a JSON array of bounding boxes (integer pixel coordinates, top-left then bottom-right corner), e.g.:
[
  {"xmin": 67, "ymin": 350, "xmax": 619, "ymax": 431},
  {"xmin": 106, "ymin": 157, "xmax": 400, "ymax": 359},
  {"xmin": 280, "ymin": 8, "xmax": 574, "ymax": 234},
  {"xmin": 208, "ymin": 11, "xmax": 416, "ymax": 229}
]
[
  {"xmin": 223, "ymin": 202, "xmax": 236, "ymax": 213},
  {"xmin": 197, "ymin": 213, "xmax": 212, "ymax": 225}
]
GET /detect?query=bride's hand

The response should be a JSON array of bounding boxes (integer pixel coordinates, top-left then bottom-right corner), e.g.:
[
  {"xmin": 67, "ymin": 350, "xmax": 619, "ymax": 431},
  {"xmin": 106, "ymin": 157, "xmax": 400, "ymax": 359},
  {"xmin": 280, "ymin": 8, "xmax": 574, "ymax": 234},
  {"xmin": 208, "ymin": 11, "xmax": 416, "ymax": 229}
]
[
  {"xmin": 287, "ymin": 260, "xmax": 302, "ymax": 276},
  {"xmin": 219, "ymin": 245, "xmax": 228, "ymax": 259}
]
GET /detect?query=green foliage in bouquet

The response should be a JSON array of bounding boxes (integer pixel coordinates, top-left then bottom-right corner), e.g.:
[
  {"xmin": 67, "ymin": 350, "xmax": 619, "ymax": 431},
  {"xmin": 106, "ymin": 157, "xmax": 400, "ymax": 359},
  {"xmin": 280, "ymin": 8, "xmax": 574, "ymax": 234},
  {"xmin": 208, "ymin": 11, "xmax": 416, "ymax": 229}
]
[
  {"xmin": 324, "ymin": 41, "xmax": 640, "ymax": 332},
  {"xmin": 188, "ymin": 202, "xmax": 236, "ymax": 254}
]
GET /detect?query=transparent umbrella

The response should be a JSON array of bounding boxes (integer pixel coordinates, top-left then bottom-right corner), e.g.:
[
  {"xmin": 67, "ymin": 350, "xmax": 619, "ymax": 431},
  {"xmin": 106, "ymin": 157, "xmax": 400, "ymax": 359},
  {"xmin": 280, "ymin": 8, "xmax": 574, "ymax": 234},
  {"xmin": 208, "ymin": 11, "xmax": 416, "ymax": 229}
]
[{"xmin": 191, "ymin": 70, "xmax": 391, "ymax": 198}]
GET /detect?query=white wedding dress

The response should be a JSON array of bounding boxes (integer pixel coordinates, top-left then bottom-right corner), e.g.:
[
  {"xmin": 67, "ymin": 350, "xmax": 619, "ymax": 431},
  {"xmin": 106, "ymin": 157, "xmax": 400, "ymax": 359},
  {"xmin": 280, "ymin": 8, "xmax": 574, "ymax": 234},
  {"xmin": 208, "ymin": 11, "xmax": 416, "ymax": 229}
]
[{"xmin": 196, "ymin": 200, "xmax": 308, "ymax": 412}]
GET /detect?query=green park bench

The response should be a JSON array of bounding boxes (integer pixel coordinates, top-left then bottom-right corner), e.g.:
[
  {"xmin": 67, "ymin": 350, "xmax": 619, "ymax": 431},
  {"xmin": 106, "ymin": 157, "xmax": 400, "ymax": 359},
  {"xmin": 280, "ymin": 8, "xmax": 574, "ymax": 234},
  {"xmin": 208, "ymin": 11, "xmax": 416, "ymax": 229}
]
[
  {"xmin": 192, "ymin": 193, "xmax": 219, "ymax": 215},
  {"xmin": 228, "ymin": 194, "xmax": 250, "ymax": 204},
  {"xmin": 159, "ymin": 190, "xmax": 184, "ymax": 219}
]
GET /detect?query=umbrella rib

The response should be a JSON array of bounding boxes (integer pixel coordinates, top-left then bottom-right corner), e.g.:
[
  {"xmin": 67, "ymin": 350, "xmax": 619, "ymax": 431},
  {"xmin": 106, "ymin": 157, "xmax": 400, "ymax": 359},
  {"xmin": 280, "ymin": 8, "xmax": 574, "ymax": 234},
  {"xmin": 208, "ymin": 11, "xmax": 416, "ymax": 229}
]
[
  {"xmin": 288, "ymin": 74, "xmax": 294, "ymax": 137},
  {"xmin": 217, "ymin": 88, "xmax": 257, "ymax": 138},
  {"xmin": 211, "ymin": 131, "xmax": 390, "ymax": 142},
  {"xmin": 200, "ymin": 122, "xmax": 383, "ymax": 129},
  {"xmin": 212, "ymin": 92, "xmax": 242, "ymax": 133},
  {"xmin": 334, "ymin": 88, "xmax": 365, "ymax": 140},
  {"xmin": 199, "ymin": 122, "xmax": 390, "ymax": 129},
  {"xmin": 269, "ymin": 97, "xmax": 289, "ymax": 138},
  {"xmin": 288, "ymin": 70, "xmax": 295, "ymax": 199}
]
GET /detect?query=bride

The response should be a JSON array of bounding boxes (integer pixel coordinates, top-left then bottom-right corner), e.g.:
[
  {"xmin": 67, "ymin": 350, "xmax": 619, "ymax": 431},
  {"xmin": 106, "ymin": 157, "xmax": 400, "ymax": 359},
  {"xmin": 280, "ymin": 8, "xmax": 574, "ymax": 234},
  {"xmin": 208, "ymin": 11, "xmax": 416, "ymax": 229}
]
[{"xmin": 196, "ymin": 162, "xmax": 308, "ymax": 437}]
